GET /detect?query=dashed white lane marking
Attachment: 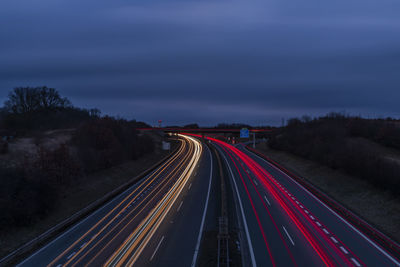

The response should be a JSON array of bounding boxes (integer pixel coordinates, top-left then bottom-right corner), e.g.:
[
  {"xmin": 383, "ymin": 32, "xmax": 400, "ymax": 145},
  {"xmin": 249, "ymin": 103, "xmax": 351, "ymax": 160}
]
[
  {"xmin": 56, "ymin": 264, "xmax": 62, "ymax": 267},
  {"xmin": 67, "ymin": 251, "xmax": 76, "ymax": 260},
  {"xmin": 264, "ymin": 195, "xmax": 271, "ymax": 206},
  {"xmin": 340, "ymin": 246, "xmax": 349, "ymax": 254},
  {"xmin": 253, "ymin": 179, "xmax": 258, "ymax": 186},
  {"xmin": 91, "ymin": 234, "xmax": 96, "ymax": 239},
  {"xmin": 244, "ymin": 150, "xmax": 371, "ymax": 266},
  {"xmin": 188, "ymin": 183, "xmax": 192, "ymax": 190},
  {"xmin": 177, "ymin": 201, "xmax": 184, "ymax": 212},
  {"xmin": 79, "ymin": 242, "xmax": 87, "ymax": 249},
  {"xmin": 282, "ymin": 226, "xmax": 295, "ymax": 246},
  {"xmin": 150, "ymin": 236, "xmax": 165, "ymax": 261},
  {"xmin": 351, "ymin": 257, "xmax": 361, "ymax": 267},
  {"xmin": 331, "ymin": 236, "xmax": 338, "ymax": 243}
]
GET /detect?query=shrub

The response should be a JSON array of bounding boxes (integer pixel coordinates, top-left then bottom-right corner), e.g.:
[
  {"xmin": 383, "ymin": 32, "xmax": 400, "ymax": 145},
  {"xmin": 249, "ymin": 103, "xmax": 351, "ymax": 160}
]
[
  {"xmin": 73, "ymin": 117, "xmax": 154, "ymax": 173},
  {"xmin": 269, "ymin": 114, "xmax": 400, "ymax": 194},
  {"xmin": 0, "ymin": 167, "xmax": 57, "ymax": 227}
]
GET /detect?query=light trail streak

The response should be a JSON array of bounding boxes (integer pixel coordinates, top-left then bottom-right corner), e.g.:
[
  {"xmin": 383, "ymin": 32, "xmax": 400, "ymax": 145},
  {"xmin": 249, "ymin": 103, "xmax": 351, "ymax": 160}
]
[
  {"xmin": 47, "ymin": 136, "xmax": 192, "ymax": 267},
  {"xmin": 243, "ymin": 150, "xmax": 364, "ymax": 266},
  {"xmin": 104, "ymin": 135, "xmax": 202, "ymax": 267},
  {"xmin": 211, "ymin": 136, "xmax": 366, "ymax": 266},
  {"xmin": 206, "ymin": 136, "xmax": 336, "ymax": 267},
  {"xmin": 218, "ymin": 143, "xmax": 294, "ymax": 267}
]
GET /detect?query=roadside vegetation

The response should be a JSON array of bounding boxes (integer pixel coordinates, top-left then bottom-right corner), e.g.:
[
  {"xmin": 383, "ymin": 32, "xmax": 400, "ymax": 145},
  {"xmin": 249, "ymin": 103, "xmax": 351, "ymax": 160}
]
[
  {"xmin": 0, "ymin": 86, "xmax": 158, "ymax": 251},
  {"xmin": 268, "ymin": 112, "xmax": 400, "ymax": 195}
]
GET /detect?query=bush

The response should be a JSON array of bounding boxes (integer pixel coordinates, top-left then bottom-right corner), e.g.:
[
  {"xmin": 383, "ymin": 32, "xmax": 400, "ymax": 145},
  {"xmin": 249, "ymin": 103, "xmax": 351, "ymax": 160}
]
[
  {"xmin": 269, "ymin": 114, "xmax": 400, "ymax": 194},
  {"xmin": 33, "ymin": 144, "xmax": 81, "ymax": 185},
  {"xmin": 0, "ymin": 167, "xmax": 57, "ymax": 227},
  {"xmin": 73, "ymin": 117, "xmax": 154, "ymax": 173}
]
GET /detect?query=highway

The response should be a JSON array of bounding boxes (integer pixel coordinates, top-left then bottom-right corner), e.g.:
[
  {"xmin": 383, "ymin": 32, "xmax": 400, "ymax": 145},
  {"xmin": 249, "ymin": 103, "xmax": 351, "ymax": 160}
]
[
  {"xmin": 15, "ymin": 133, "xmax": 400, "ymax": 267},
  {"xmin": 207, "ymin": 136, "xmax": 400, "ymax": 267},
  {"xmin": 18, "ymin": 134, "xmax": 213, "ymax": 267}
]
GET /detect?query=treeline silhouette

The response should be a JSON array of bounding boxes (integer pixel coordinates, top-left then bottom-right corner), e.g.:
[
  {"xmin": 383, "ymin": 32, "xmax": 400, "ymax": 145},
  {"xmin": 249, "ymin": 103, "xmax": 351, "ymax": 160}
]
[
  {"xmin": 0, "ymin": 86, "xmax": 99, "ymax": 132},
  {"xmin": 0, "ymin": 87, "xmax": 154, "ymax": 228},
  {"xmin": 269, "ymin": 113, "xmax": 400, "ymax": 194}
]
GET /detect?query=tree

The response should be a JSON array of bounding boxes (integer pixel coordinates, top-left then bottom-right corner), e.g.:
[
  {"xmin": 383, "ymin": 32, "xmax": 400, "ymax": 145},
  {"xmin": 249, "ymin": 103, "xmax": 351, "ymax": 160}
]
[
  {"xmin": 4, "ymin": 86, "xmax": 71, "ymax": 114},
  {"xmin": 183, "ymin": 123, "xmax": 199, "ymax": 128}
]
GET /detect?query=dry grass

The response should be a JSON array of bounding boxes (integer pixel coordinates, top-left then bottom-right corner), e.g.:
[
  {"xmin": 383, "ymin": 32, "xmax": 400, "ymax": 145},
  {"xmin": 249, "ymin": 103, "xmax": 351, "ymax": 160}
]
[
  {"xmin": 0, "ymin": 129, "xmax": 75, "ymax": 168},
  {"xmin": 255, "ymin": 142, "xmax": 400, "ymax": 243}
]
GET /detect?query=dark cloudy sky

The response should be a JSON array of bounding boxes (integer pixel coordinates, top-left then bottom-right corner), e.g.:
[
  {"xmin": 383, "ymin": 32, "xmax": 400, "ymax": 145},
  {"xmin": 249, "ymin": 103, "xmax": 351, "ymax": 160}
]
[{"xmin": 1, "ymin": 0, "xmax": 400, "ymax": 126}]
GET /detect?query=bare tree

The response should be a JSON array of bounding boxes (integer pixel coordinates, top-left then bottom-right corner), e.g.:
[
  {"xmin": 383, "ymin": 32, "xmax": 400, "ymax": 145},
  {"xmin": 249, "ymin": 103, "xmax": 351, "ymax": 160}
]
[{"xmin": 4, "ymin": 86, "xmax": 71, "ymax": 114}]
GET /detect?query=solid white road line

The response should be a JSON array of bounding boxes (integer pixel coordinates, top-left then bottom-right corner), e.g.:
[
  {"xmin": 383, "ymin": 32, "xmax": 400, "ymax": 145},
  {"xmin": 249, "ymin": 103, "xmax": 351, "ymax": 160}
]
[
  {"xmin": 245, "ymin": 147, "xmax": 400, "ymax": 266},
  {"xmin": 218, "ymin": 146, "xmax": 257, "ymax": 267},
  {"xmin": 150, "ymin": 236, "xmax": 165, "ymax": 261},
  {"xmin": 282, "ymin": 226, "xmax": 295, "ymax": 246},
  {"xmin": 191, "ymin": 145, "xmax": 213, "ymax": 267}
]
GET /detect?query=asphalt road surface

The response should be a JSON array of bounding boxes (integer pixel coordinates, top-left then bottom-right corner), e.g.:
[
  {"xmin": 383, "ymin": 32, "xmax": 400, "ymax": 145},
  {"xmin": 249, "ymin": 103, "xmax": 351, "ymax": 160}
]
[{"xmin": 208, "ymin": 136, "xmax": 400, "ymax": 267}]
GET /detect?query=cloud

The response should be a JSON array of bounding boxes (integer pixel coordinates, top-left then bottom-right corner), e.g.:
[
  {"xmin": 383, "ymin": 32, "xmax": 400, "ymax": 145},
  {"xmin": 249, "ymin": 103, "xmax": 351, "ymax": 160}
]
[{"xmin": 0, "ymin": 0, "xmax": 400, "ymax": 125}]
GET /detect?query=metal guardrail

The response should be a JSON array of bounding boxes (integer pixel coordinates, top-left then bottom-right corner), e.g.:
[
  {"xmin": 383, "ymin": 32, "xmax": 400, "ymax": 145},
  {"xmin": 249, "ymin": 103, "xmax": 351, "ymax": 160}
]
[
  {"xmin": 245, "ymin": 145, "xmax": 400, "ymax": 261},
  {"xmin": 0, "ymin": 140, "xmax": 182, "ymax": 267}
]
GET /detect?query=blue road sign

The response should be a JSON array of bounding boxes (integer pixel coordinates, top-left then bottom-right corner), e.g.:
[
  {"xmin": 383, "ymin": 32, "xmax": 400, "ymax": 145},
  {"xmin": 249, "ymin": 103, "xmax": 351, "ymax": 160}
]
[{"xmin": 240, "ymin": 128, "xmax": 249, "ymax": 138}]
